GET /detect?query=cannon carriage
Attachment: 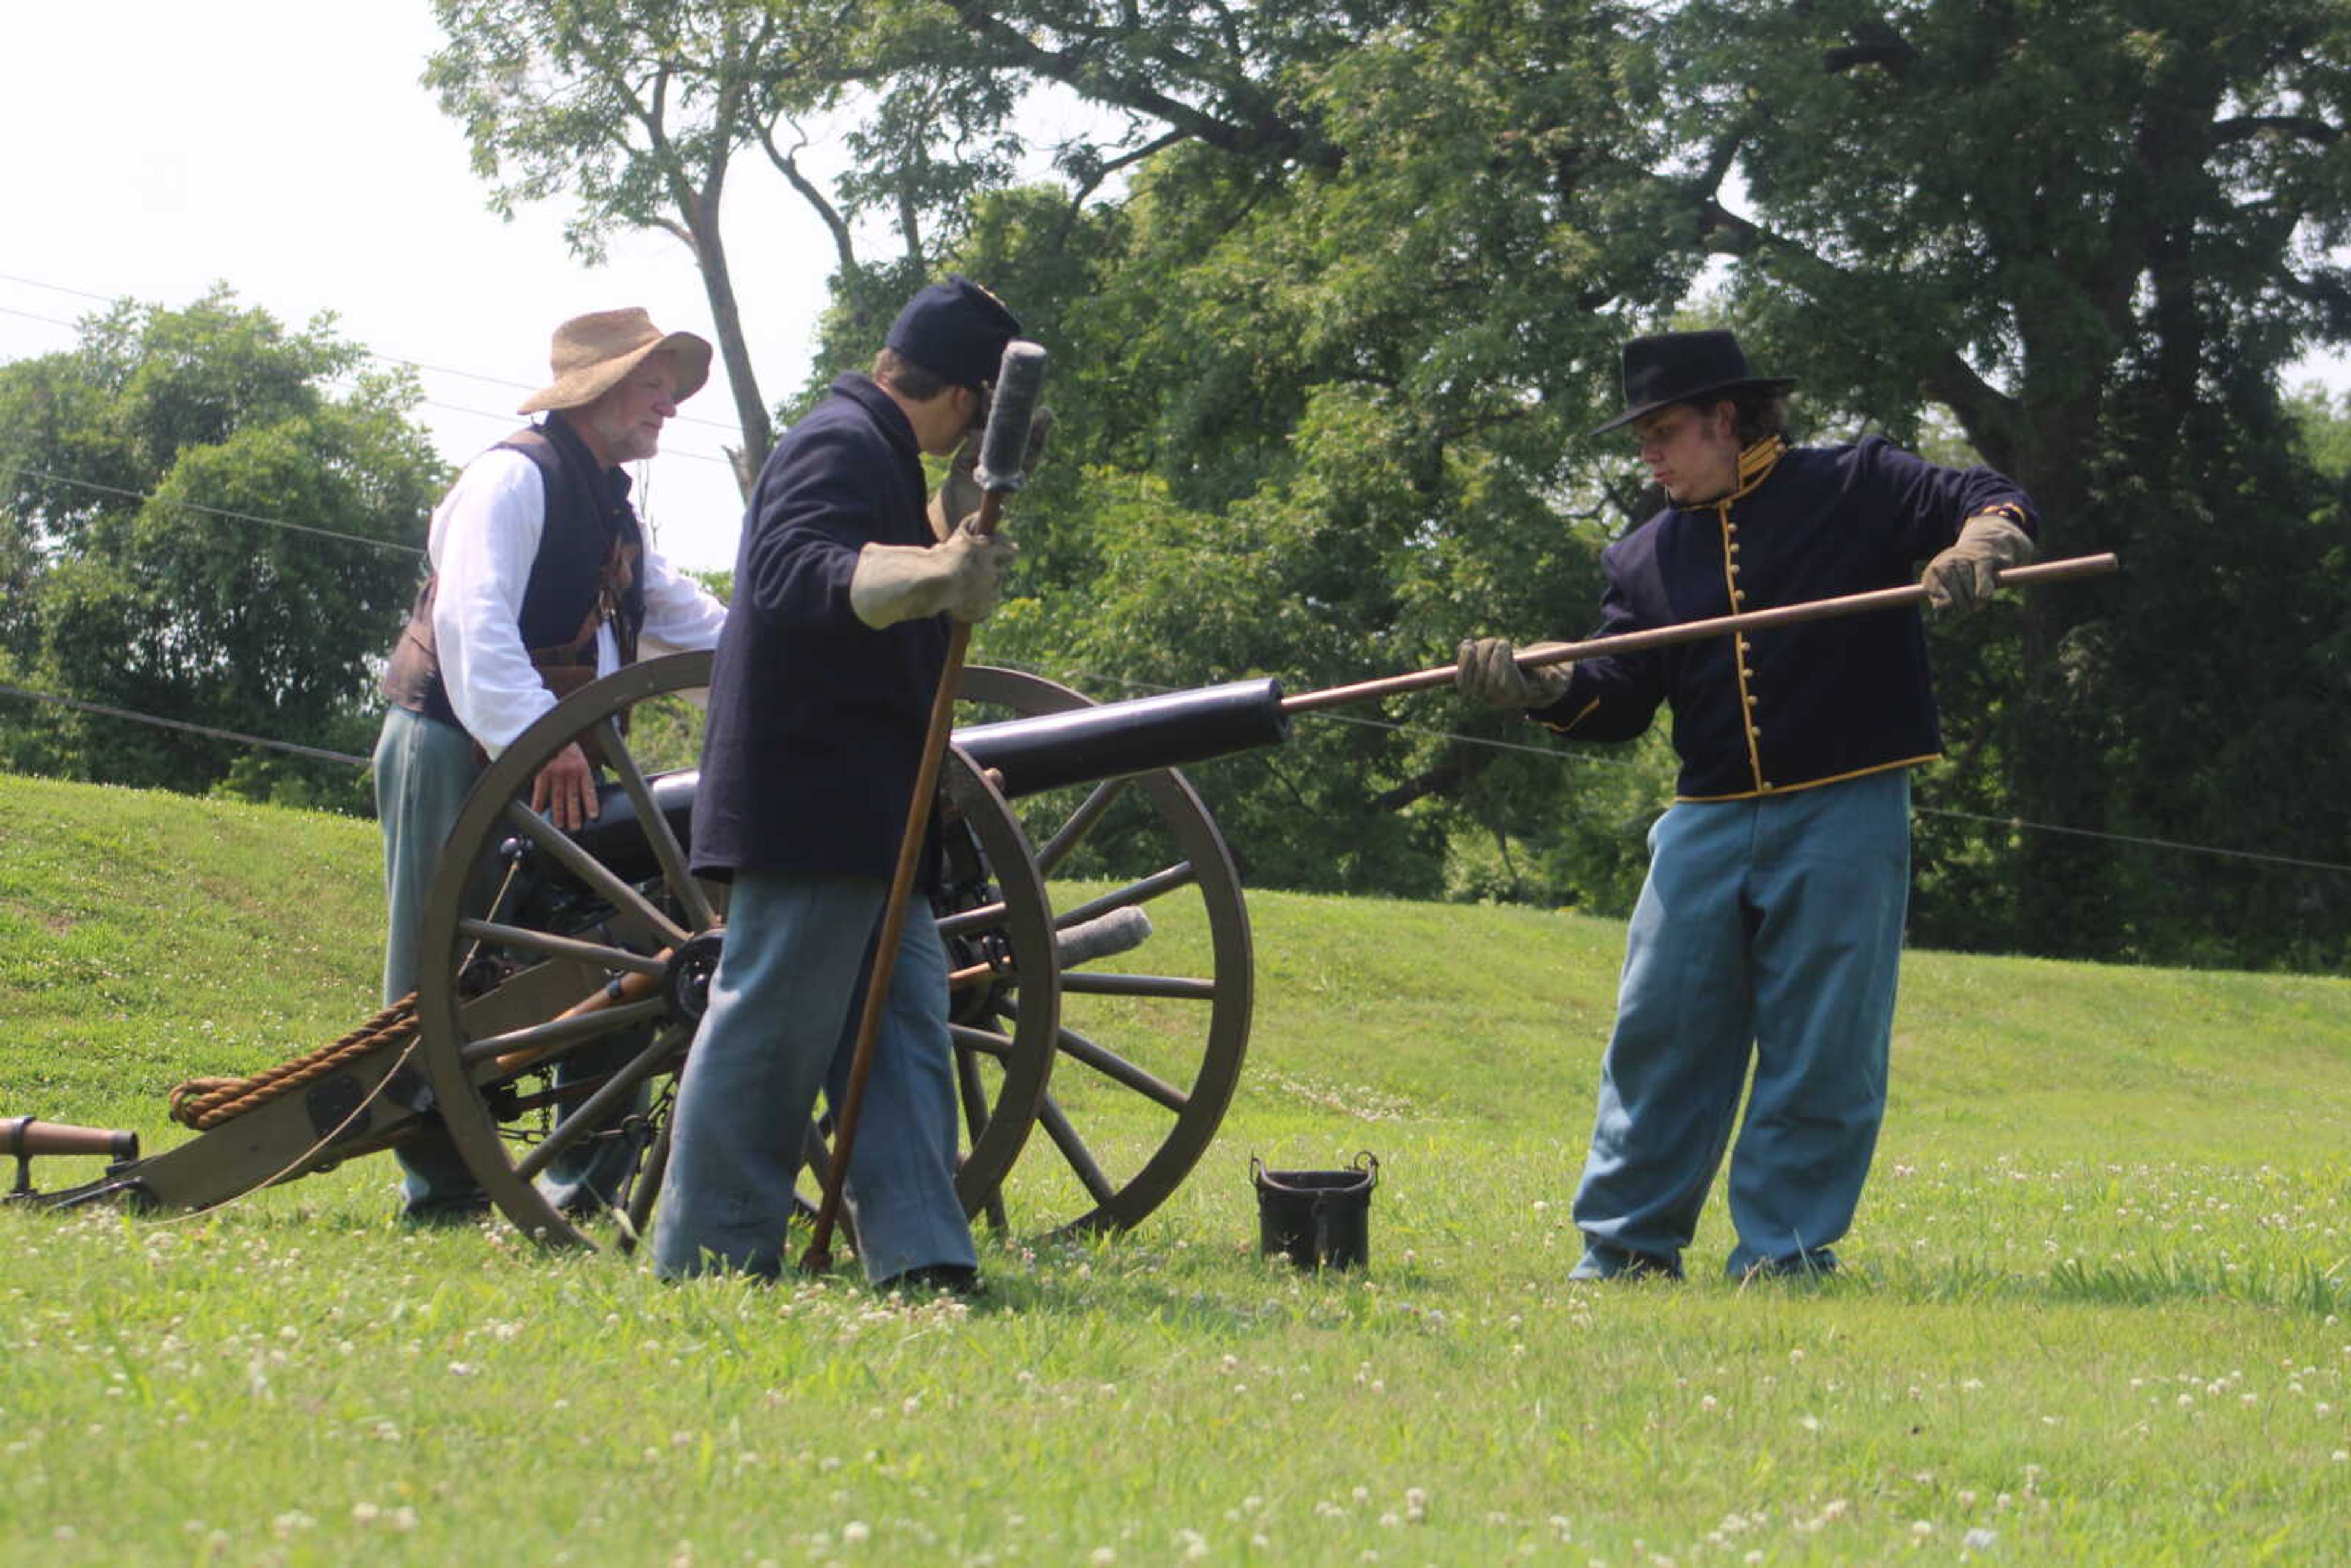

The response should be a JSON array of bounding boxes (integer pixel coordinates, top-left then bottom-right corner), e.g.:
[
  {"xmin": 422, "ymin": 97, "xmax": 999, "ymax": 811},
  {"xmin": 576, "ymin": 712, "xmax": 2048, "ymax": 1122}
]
[{"xmin": 15, "ymin": 651, "xmax": 1286, "ymax": 1251}]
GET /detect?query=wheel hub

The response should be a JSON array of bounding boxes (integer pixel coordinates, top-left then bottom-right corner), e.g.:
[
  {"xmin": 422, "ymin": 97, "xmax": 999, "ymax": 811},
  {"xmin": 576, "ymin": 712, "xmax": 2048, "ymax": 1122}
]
[{"xmin": 662, "ymin": 928, "xmax": 727, "ymax": 1026}]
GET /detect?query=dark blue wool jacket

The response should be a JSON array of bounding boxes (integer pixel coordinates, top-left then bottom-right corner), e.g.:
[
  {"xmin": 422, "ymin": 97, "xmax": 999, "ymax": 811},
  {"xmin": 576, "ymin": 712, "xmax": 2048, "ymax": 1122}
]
[
  {"xmin": 691, "ymin": 375, "xmax": 948, "ymax": 880},
  {"xmin": 1531, "ymin": 437, "xmax": 2036, "ymax": 800}
]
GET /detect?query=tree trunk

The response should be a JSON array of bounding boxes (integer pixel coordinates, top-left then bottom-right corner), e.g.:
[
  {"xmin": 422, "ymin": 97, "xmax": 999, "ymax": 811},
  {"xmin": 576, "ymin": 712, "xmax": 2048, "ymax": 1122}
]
[{"xmin": 683, "ymin": 189, "xmax": 774, "ymax": 498}]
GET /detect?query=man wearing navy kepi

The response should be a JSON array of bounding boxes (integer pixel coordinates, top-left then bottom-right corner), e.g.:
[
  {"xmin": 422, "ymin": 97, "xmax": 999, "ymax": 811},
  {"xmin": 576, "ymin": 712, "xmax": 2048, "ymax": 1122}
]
[
  {"xmin": 653, "ymin": 277, "xmax": 1024, "ymax": 1292},
  {"xmin": 1457, "ymin": 330, "xmax": 2038, "ymax": 1282}
]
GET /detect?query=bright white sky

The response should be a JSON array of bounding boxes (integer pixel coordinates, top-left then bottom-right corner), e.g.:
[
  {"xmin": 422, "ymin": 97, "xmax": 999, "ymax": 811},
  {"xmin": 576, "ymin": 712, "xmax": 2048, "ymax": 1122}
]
[
  {"xmin": 6, "ymin": 2, "xmax": 2348, "ymax": 583},
  {"xmin": 1, "ymin": 1, "xmax": 842, "ymax": 574}
]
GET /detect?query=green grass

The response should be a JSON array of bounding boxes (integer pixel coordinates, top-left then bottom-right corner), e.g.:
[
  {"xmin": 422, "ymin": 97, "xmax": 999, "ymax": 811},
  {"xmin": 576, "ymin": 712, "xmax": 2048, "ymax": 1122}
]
[{"xmin": 4, "ymin": 770, "xmax": 2350, "ymax": 1566}]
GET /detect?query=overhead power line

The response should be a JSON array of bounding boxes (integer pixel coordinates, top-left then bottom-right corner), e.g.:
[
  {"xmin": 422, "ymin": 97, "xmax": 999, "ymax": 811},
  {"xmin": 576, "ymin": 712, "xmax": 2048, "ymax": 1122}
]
[
  {"xmin": 2, "ymin": 297, "xmax": 741, "ymax": 471},
  {"xmin": 0, "ymin": 683, "xmax": 367, "ymax": 767},
  {"xmin": 1912, "ymin": 806, "xmax": 2351, "ymax": 876},
  {"xmin": 1, "ymin": 673, "xmax": 2344, "ymax": 876},
  {"xmin": 0, "ymin": 268, "xmax": 748, "ymax": 435},
  {"xmin": 0, "ymin": 463, "xmax": 426, "ymax": 556}
]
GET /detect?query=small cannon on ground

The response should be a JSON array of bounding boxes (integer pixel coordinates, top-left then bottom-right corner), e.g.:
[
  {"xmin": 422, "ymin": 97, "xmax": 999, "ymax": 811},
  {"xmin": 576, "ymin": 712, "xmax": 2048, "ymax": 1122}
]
[
  {"xmin": 15, "ymin": 656, "xmax": 1290, "ymax": 1248},
  {"xmin": 9, "ymin": 556, "xmax": 2117, "ymax": 1252}
]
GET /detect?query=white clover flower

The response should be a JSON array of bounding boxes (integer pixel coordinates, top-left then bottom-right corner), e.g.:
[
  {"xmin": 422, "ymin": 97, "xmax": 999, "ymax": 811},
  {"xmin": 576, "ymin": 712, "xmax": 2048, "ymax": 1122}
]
[{"xmin": 843, "ymin": 1521, "xmax": 871, "ymax": 1544}]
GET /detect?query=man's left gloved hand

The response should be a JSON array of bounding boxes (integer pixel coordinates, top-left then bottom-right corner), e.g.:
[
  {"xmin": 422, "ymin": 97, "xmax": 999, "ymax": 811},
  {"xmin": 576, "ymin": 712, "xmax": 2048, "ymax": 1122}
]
[
  {"xmin": 1455, "ymin": 637, "xmax": 1576, "ymax": 709},
  {"xmin": 1921, "ymin": 513, "xmax": 2035, "ymax": 619},
  {"xmin": 931, "ymin": 407, "xmax": 1054, "ymax": 539}
]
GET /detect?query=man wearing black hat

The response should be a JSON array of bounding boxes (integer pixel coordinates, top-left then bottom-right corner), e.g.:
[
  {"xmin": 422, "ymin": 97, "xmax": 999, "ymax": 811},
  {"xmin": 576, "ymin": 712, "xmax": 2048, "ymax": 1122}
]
[
  {"xmin": 653, "ymin": 277, "xmax": 1025, "ymax": 1291},
  {"xmin": 375, "ymin": 307, "xmax": 730, "ymax": 1222},
  {"xmin": 1457, "ymin": 329, "xmax": 2038, "ymax": 1282}
]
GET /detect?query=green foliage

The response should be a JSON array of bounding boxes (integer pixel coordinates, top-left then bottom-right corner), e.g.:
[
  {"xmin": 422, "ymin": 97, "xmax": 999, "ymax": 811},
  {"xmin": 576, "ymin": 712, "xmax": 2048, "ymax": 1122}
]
[
  {"xmin": 4, "ymin": 774, "xmax": 2350, "ymax": 1563},
  {"xmin": 0, "ymin": 290, "xmax": 444, "ymax": 811},
  {"xmin": 422, "ymin": 0, "xmax": 2351, "ymax": 964}
]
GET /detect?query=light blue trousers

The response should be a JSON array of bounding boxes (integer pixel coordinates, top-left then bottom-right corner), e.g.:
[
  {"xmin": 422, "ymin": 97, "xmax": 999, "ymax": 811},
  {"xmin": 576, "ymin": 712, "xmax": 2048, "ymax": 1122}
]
[
  {"xmin": 652, "ymin": 872, "xmax": 977, "ymax": 1285},
  {"xmin": 372, "ymin": 705, "xmax": 643, "ymax": 1218},
  {"xmin": 1572, "ymin": 768, "xmax": 1911, "ymax": 1279}
]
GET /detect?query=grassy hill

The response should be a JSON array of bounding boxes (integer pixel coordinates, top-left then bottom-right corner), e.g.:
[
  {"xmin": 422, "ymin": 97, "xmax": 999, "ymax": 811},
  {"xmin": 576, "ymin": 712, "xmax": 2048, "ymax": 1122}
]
[{"xmin": 4, "ymin": 771, "xmax": 2349, "ymax": 1564}]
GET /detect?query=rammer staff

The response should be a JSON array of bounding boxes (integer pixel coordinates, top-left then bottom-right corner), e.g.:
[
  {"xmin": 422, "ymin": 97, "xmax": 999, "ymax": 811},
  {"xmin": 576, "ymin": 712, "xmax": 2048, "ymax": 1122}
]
[{"xmin": 1280, "ymin": 553, "xmax": 2119, "ymax": 716}]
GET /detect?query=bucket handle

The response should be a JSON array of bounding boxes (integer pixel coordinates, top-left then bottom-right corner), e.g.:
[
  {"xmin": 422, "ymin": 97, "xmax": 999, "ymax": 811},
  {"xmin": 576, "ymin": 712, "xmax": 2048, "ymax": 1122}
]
[{"xmin": 1250, "ymin": 1151, "xmax": 1381, "ymax": 1196}]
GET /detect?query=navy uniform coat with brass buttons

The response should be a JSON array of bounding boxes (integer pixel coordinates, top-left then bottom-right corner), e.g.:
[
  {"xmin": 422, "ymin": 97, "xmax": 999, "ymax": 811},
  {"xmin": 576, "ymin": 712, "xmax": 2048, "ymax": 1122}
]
[
  {"xmin": 1531, "ymin": 437, "xmax": 2036, "ymax": 800},
  {"xmin": 691, "ymin": 373, "xmax": 948, "ymax": 881}
]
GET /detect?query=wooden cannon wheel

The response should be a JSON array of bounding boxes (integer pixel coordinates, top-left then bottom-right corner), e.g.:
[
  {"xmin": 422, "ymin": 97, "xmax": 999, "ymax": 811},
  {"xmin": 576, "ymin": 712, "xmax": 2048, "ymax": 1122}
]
[
  {"xmin": 950, "ymin": 666, "xmax": 1253, "ymax": 1237},
  {"xmin": 413, "ymin": 653, "xmax": 1251, "ymax": 1250}
]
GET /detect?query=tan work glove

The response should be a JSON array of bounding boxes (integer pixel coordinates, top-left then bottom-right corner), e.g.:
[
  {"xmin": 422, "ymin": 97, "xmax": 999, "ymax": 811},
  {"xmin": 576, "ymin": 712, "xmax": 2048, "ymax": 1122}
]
[
  {"xmin": 1455, "ymin": 637, "xmax": 1576, "ymax": 709},
  {"xmin": 929, "ymin": 407, "xmax": 1054, "ymax": 541},
  {"xmin": 849, "ymin": 519, "xmax": 1019, "ymax": 628},
  {"xmin": 1921, "ymin": 513, "xmax": 2034, "ymax": 619}
]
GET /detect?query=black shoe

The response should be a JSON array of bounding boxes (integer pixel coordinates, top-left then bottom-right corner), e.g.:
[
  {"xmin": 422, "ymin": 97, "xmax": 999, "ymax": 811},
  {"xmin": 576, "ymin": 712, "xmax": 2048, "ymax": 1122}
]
[
  {"xmin": 879, "ymin": 1263, "xmax": 985, "ymax": 1298},
  {"xmin": 1739, "ymin": 1248, "xmax": 1838, "ymax": 1283},
  {"xmin": 1570, "ymin": 1243, "xmax": 1684, "ymax": 1281},
  {"xmin": 397, "ymin": 1195, "xmax": 493, "ymax": 1228}
]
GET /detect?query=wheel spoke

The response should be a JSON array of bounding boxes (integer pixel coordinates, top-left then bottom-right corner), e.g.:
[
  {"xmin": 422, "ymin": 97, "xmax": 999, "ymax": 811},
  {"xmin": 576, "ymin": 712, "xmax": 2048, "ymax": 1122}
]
[
  {"xmin": 458, "ymin": 918, "xmax": 667, "ymax": 977},
  {"xmin": 1057, "ymin": 1025, "xmax": 1189, "ymax": 1113},
  {"xmin": 1033, "ymin": 776, "xmax": 1130, "ymax": 876},
  {"xmin": 618, "ymin": 1116, "xmax": 671, "ymax": 1254},
  {"xmin": 1059, "ymin": 973, "xmax": 1216, "ymax": 1001},
  {"xmin": 514, "ymin": 1030, "xmax": 678, "ymax": 1182},
  {"xmin": 953, "ymin": 1048, "xmax": 994, "ymax": 1143},
  {"xmin": 952, "ymin": 1049, "xmax": 1011, "ymax": 1230},
  {"xmin": 463, "ymin": 996, "xmax": 671, "ymax": 1068},
  {"xmin": 501, "ymin": 801, "xmax": 689, "ymax": 948},
  {"xmin": 935, "ymin": 901, "xmax": 1007, "ymax": 941},
  {"xmin": 596, "ymin": 718, "xmax": 716, "ymax": 931},
  {"xmin": 947, "ymin": 1023, "xmax": 1014, "ymax": 1060},
  {"xmin": 1055, "ymin": 863, "xmax": 1197, "ymax": 929},
  {"xmin": 1038, "ymin": 1093, "xmax": 1117, "ymax": 1206}
]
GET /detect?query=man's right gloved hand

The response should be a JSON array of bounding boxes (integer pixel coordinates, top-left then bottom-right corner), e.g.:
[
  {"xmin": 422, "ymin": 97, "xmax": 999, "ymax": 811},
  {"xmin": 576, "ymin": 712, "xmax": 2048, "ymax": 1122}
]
[
  {"xmin": 850, "ymin": 519, "xmax": 1019, "ymax": 629},
  {"xmin": 1455, "ymin": 636, "xmax": 1576, "ymax": 709}
]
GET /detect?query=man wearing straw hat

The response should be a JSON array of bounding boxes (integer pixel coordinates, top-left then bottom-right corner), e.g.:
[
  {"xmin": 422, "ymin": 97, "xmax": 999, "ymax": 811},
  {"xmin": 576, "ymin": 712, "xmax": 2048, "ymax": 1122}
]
[
  {"xmin": 374, "ymin": 308, "xmax": 731, "ymax": 1223},
  {"xmin": 653, "ymin": 276, "xmax": 1024, "ymax": 1294},
  {"xmin": 1458, "ymin": 329, "xmax": 2038, "ymax": 1283}
]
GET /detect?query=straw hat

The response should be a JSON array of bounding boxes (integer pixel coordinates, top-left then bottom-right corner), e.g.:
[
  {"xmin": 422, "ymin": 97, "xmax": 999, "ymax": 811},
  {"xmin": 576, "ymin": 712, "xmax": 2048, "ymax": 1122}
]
[{"xmin": 517, "ymin": 308, "xmax": 714, "ymax": 415}]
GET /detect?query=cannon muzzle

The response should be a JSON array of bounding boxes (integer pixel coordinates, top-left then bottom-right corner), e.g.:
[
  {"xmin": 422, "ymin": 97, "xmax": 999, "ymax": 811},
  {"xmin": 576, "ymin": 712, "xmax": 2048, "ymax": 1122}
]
[{"xmin": 953, "ymin": 678, "xmax": 1291, "ymax": 797}]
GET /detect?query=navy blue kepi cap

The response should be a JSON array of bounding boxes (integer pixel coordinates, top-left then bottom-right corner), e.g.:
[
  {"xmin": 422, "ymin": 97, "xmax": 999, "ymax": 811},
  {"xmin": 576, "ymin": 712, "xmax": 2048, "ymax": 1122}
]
[{"xmin": 885, "ymin": 276, "xmax": 1024, "ymax": 391}]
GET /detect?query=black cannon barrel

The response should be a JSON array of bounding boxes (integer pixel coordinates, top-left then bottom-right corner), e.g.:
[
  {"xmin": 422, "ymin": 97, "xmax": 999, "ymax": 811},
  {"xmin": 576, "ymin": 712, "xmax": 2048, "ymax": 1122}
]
[
  {"xmin": 954, "ymin": 678, "xmax": 1290, "ymax": 798},
  {"xmin": 565, "ymin": 678, "xmax": 1289, "ymax": 882},
  {"xmin": 564, "ymin": 768, "xmax": 701, "ymax": 887}
]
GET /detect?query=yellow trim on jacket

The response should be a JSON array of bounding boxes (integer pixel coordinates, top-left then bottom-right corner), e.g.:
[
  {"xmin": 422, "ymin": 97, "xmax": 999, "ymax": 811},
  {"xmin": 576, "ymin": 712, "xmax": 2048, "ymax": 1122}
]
[{"xmin": 1673, "ymin": 752, "xmax": 1941, "ymax": 805}]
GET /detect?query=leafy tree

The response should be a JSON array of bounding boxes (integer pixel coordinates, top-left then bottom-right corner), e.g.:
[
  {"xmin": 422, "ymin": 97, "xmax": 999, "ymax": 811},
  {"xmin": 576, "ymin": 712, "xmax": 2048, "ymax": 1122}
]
[
  {"xmin": 426, "ymin": 0, "xmax": 2351, "ymax": 964},
  {"xmin": 0, "ymin": 290, "xmax": 446, "ymax": 809},
  {"xmin": 426, "ymin": 0, "xmax": 1035, "ymax": 490}
]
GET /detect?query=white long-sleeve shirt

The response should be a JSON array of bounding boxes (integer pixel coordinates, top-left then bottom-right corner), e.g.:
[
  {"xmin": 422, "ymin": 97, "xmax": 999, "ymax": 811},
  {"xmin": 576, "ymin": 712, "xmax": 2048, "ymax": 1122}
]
[{"xmin": 428, "ymin": 448, "xmax": 728, "ymax": 756}]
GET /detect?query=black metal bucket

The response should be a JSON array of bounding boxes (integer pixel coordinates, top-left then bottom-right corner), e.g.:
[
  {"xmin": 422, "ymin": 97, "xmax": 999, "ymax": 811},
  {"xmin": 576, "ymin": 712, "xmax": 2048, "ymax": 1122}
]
[{"xmin": 1252, "ymin": 1152, "xmax": 1379, "ymax": 1271}]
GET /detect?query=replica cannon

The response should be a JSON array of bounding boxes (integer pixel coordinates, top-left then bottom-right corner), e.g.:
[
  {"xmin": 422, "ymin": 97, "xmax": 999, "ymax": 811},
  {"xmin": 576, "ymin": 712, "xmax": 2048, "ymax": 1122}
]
[
  {"xmin": 6, "ymin": 553, "xmax": 2117, "ymax": 1256},
  {"xmin": 10, "ymin": 655, "xmax": 1291, "ymax": 1251}
]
